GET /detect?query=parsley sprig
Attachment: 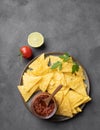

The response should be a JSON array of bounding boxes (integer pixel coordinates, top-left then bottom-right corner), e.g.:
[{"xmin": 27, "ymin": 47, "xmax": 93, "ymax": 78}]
[
  {"xmin": 59, "ymin": 53, "xmax": 70, "ymax": 62},
  {"xmin": 50, "ymin": 61, "xmax": 62, "ymax": 70},
  {"xmin": 50, "ymin": 53, "xmax": 79, "ymax": 73},
  {"xmin": 72, "ymin": 62, "xmax": 79, "ymax": 74},
  {"xmin": 50, "ymin": 53, "xmax": 70, "ymax": 70}
]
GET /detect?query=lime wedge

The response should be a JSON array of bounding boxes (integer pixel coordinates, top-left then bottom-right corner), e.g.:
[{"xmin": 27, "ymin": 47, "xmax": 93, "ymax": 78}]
[{"xmin": 28, "ymin": 32, "xmax": 44, "ymax": 48}]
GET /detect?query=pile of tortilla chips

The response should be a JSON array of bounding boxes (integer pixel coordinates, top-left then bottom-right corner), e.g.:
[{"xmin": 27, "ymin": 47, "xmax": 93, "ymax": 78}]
[{"xmin": 18, "ymin": 53, "xmax": 91, "ymax": 118}]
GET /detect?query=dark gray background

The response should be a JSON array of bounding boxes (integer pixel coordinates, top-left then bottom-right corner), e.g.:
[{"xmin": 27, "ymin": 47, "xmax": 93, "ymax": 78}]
[{"xmin": 0, "ymin": 0, "xmax": 100, "ymax": 130}]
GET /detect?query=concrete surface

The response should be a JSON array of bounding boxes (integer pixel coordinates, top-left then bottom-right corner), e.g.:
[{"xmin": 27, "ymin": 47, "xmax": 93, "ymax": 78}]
[{"xmin": 0, "ymin": 0, "xmax": 100, "ymax": 130}]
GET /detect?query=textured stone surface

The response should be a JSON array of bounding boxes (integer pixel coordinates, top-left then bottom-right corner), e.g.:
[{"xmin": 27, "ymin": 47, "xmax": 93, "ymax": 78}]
[{"xmin": 0, "ymin": 0, "xmax": 100, "ymax": 130}]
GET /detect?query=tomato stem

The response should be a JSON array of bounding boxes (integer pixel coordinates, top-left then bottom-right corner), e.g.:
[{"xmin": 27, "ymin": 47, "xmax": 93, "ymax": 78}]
[{"xmin": 18, "ymin": 51, "xmax": 22, "ymax": 61}]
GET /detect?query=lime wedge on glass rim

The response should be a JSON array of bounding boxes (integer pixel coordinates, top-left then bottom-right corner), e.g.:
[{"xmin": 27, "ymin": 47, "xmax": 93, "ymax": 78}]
[{"xmin": 28, "ymin": 32, "xmax": 44, "ymax": 48}]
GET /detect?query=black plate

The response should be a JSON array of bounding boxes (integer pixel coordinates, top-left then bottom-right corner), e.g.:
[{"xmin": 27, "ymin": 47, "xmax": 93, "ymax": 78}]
[{"xmin": 19, "ymin": 52, "xmax": 90, "ymax": 121}]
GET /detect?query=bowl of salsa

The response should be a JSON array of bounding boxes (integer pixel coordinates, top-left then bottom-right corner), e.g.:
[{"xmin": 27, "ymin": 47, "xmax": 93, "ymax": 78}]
[{"xmin": 30, "ymin": 92, "xmax": 57, "ymax": 119}]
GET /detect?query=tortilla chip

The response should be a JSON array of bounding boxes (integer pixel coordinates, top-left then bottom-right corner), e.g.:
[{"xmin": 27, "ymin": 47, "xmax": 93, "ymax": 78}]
[
  {"xmin": 47, "ymin": 84, "xmax": 55, "ymax": 94},
  {"xmin": 29, "ymin": 53, "xmax": 49, "ymax": 75},
  {"xmin": 67, "ymin": 90, "xmax": 84, "ymax": 108},
  {"xmin": 48, "ymin": 55, "xmax": 62, "ymax": 65},
  {"xmin": 74, "ymin": 82, "xmax": 88, "ymax": 96},
  {"xmin": 56, "ymin": 95, "xmax": 73, "ymax": 117},
  {"xmin": 71, "ymin": 108, "xmax": 78, "ymax": 114},
  {"xmin": 75, "ymin": 66, "xmax": 85, "ymax": 79},
  {"xmin": 29, "ymin": 53, "xmax": 45, "ymax": 69},
  {"xmin": 68, "ymin": 90, "xmax": 91, "ymax": 108},
  {"xmin": 76, "ymin": 107, "xmax": 82, "ymax": 112},
  {"xmin": 53, "ymin": 71, "xmax": 67, "ymax": 87},
  {"xmin": 22, "ymin": 74, "xmax": 41, "ymax": 92},
  {"xmin": 18, "ymin": 84, "xmax": 39, "ymax": 102},
  {"xmin": 61, "ymin": 87, "xmax": 70, "ymax": 95},
  {"xmin": 39, "ymin": 73, "xmax": 53, "ymax": 92},
  {"xmin": 61, "ymin": 62, "xmax": 73, "ymax": 73},
  {"xmin": 54, "ymin": 91, "xmax": 64, "ymax": 106}
]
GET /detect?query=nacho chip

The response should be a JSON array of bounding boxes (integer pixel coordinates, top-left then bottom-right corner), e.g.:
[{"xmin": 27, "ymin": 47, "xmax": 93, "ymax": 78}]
[
  {"xmin": 75, "ymin": 66, "xmax": 85, "ymax": 79},
  {"xmin": 71, "ymin": 108, "xmax": 78, "ymax": 114},
  {"xmin": 61, "ymin": 87, "xmax": 70, "ymax": 95},
  {"xmin": 39, "ymin": 73, "xmax": 53, "ymax": 92},
  {"xmin": 76, "ymin": 107, "xmax": 82, "ymax": 112},
  {"xmin": 64, "ymin": 71, "xmax": 88, "ymax": 96},
  {"xmin": 22, "ymin": 74, "xmax": 41, "ymax": 92},
  {"xmin": 74, "ymin": 82, "xmax": 88, "ymax": 96},
  {"xmin": 29, "ymin": 53, "xmax": 49, "ymax": 75},
  {"xmin": 53, "ymin": 71, "xmax": 67, "ymax": 87},
  {"xmin": 54, "ymin": 91, "xmax": 64, "ymax": 106},
  {"xmin": 67, "ymin": 90, "xmax": 84, "ymax": 108},
  {"xmin": 29, "ymin": 53, "xmax": 45, "ymax": 69},
  {"xmin": 18, "ymin": 84, "xmax": 39, "ymax": 102},
  {"xmin": 56, "ymin": 95, "xmax": 73, "ymax": 117},
  {"xmin": 68, "ymin": 90, "xmax": 91, "ymax": 108},
  {"xmin": 47, "ymin": 84, "xmax": 55, "ymax": 94},
  {"xmin": 48, "ymin": 55, "xmax": 62, "ymax": 65},
  {"xmin": 61, "ymin": 62, "xmax": 73, "ymax": 73}
]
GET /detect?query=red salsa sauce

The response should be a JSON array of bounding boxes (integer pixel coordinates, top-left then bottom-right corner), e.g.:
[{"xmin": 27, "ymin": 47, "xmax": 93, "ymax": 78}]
[{"xmin": 32, "ymin": 95, "xmax": 55, "ymax": 117}]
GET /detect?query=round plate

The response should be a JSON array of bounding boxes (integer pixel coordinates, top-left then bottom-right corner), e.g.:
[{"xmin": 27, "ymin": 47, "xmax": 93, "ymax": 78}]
[{"xmin": 19, "ymin": 52, "xmax": 90, "ymax": 121}]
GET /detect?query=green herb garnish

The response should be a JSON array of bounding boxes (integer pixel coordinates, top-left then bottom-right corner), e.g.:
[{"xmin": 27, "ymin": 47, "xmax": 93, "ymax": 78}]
[
  {"xmin": 59, "ymin": 53, "xmax": 70, "ymax": 62},
  {"xmin": 50, "ymin": 53, "xmax": 79, "ymax": 73},
  {"xmin": 72, "ymin": 62, "xmax": 79, "ymax": 74},
  {"xmin": 51, "ymin": 61, "xmax": 62, "ymax": 70}
]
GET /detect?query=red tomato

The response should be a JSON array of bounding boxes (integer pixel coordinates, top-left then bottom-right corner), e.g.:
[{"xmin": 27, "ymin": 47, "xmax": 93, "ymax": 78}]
[{"xmin": 20, "ymin": 46, "xmax": 33, "ymax": 59}]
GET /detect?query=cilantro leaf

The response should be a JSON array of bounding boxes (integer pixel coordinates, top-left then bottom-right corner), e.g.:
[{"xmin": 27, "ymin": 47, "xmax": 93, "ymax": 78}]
[
  {"xmin": 58, "ymin": 63, "xmax": 62, "ymax": 70},
  {"xmin": 51, "ymin": 61, "xmax": 62, "ymax": 70},
  {"xmin": 72, "ymin": 62, "xmax": 79, "ymax": 74},
  {"xmin": 59, "ymin": 53, "xmax": 70, "ymax": 62}
]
